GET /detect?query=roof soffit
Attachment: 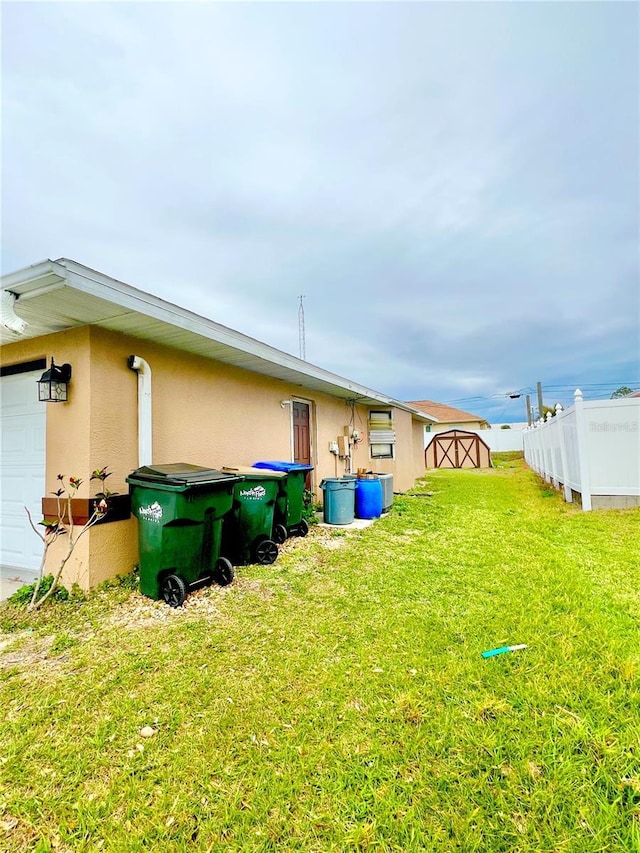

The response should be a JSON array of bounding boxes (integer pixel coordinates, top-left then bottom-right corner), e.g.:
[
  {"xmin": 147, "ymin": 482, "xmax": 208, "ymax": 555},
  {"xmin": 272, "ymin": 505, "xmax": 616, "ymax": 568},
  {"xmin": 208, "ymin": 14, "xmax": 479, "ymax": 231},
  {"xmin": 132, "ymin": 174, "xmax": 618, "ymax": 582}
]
[{"xmin": 2, "ymin": 259, "xmax": 433, "ymax": 419}]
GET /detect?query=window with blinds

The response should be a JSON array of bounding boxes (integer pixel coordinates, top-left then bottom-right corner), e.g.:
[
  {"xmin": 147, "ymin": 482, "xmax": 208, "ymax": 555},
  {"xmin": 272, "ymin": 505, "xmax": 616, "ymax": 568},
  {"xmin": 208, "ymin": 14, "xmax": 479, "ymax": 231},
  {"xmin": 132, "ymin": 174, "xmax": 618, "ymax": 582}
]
[{"xmin": 369, "ymin": 410, "xmax": 395, "ymax": 459}]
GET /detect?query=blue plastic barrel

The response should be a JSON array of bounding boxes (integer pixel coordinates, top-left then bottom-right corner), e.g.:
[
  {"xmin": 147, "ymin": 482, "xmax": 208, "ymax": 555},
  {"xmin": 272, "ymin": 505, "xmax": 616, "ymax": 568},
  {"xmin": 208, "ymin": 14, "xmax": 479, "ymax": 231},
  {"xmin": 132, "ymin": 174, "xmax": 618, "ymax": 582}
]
[
  {"xmin": 320, "ymin": 478, "xmax": 356, "ymax": 525},
  {"xmin": 355, "ymin": 478, "xmax": 383, "ymax": 519}
]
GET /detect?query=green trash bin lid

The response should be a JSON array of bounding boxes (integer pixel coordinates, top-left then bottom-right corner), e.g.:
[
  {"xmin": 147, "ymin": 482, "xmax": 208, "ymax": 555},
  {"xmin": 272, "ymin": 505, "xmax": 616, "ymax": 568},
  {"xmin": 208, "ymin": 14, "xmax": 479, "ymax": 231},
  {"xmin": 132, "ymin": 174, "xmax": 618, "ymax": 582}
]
[{"xmin": 127, "ymin": 463, "xmax": 239, "ymax": 489}]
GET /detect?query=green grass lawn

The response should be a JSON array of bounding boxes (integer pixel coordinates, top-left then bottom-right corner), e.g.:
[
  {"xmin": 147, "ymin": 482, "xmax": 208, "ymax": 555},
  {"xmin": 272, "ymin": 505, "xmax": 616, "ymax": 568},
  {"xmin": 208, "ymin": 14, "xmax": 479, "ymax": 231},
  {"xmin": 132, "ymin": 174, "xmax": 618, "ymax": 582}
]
[{"xmin": 1, "ymin": 456, "xmax": 639, "ymax": 852}]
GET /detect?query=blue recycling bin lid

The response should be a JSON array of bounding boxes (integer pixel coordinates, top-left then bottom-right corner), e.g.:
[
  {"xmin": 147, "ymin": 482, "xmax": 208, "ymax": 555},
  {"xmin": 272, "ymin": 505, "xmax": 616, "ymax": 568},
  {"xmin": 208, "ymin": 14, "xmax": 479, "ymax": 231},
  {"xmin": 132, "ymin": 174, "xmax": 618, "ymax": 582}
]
[{"xmin": 252, "ymin": 460, "xmax": 314, "ymax": 473}]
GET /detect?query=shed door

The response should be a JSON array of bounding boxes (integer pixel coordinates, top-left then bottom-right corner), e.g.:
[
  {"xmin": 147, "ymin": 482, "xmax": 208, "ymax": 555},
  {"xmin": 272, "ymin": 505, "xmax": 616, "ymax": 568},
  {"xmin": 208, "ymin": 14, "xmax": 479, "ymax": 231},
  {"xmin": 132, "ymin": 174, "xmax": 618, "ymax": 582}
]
[
  {"xmin": 430, "ymin": 432, "xmax": 483, "ymax": 468},
  {"xmin": 0, "ymin": 371, "xmax": 46, "ymax": 571}
]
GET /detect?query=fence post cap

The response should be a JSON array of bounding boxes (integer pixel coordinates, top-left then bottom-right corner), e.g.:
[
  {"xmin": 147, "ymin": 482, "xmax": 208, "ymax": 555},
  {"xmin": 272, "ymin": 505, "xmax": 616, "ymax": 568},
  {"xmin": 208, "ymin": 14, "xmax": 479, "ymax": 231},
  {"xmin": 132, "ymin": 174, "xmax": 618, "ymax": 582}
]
[{"xmin": 574, "ymin": 388, "xmax": 583, "ymax": 401}]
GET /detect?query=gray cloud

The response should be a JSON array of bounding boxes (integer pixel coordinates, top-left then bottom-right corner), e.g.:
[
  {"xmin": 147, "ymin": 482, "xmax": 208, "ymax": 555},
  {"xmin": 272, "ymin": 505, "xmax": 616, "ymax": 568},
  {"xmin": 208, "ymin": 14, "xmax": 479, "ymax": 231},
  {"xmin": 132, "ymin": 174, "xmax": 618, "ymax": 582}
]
[{"xmin": 2, "ymin": 1, "xmax": 638, "ymax": 422}]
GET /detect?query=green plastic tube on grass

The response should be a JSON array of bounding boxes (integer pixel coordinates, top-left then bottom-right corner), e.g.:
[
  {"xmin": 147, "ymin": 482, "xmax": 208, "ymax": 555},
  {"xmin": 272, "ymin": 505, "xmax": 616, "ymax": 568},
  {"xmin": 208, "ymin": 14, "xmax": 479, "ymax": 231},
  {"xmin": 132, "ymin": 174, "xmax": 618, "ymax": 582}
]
[{"xmin": 481, "ymin": 644, "xmax": 527, "ymax": 658}]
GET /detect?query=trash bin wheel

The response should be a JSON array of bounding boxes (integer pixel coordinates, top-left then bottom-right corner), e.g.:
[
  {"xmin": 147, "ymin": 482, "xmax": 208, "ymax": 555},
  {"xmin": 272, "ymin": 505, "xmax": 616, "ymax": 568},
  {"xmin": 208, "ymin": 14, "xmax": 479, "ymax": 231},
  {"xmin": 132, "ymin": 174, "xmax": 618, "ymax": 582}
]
[
  {"xmin": 161, "ymin": 574, "xmax": 187, "ymax": 608},
  {"xmin": 295, "ymin": 518, "xmax": 310, "ymax": 537},
  {"xmin": 215, "ymin": 557, "xmax": 235, "ymax": 586},
  {"xmin": 253, "ymin": 537, "xmax": 279, "ymax": 565},
  {"xmin": 273, "ymin": 523, "xmax": 288, "ymax": 544}
]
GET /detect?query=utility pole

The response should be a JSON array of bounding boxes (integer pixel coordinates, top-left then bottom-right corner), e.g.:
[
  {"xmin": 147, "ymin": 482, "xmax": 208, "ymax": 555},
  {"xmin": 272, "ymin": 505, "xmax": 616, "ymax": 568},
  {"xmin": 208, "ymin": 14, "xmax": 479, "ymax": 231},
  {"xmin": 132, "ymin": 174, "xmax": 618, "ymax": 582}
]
[
  {"xmin": 537, "ymin": 381, "xmax": 544, "ymax": 420},
  {"xmin": 525, "ymin": 394, "xmax": 532, "ymax": 426},
  {"xmin": 298, "ymin": 295, "xmax": 306, "ymax": 360}
]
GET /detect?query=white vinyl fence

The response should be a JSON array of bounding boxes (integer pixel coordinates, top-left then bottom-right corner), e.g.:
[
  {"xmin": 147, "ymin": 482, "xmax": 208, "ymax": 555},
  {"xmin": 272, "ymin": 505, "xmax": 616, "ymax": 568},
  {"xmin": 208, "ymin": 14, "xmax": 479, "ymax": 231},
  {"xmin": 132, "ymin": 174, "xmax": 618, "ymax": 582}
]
[
  {"xmin": 523, "ymin": 390, "xmax": 640, "ymax": 510},
  {"xmin": 468, "ymin": 427, "xmax": 524, "ymax": 452},
  {"xmin": 424, "ymin": 427, "xmax": 524, "ymax": 452}
]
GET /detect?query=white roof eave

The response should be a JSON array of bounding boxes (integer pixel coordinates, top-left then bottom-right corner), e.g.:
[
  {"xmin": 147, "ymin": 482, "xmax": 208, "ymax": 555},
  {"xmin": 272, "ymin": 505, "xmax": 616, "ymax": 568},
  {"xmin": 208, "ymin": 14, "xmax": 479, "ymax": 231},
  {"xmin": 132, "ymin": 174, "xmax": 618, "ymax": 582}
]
[{"xmin": 1, "ymin": 258, "xmax": 433, "ymax": 422}]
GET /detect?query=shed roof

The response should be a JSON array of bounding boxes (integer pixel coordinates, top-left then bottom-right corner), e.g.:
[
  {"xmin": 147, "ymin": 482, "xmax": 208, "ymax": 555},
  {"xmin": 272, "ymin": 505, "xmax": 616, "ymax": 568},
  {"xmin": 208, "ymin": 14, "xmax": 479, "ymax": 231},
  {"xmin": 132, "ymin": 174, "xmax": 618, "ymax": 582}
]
[
  {"xmin": 1, "ymin": 258, "xmax": 433, "ymax": 420},
  {"xmin": 407, "ymin": 398, "xmax": 490, "ymax": 427}
]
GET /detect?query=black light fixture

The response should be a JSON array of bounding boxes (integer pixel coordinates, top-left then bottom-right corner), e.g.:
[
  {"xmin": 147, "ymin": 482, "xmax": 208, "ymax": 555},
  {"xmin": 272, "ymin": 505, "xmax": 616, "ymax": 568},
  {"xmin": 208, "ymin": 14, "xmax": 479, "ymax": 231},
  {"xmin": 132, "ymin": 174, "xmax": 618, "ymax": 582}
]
[{"xmin": 37, "ymin": 358, "xmax": 72, "ymax": 402}]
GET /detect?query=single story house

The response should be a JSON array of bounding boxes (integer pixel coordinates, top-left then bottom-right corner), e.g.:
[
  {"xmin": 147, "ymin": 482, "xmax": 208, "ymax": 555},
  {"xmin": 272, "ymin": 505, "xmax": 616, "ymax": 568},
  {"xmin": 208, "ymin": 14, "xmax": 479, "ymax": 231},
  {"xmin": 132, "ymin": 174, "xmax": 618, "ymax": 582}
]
[
  {"xmin": 1, "ymin": 258, "xmax": 434, "ymax": 591},
  {"xmin": 406, "ymin": 399, "xmax": 490, "ymax": 434}
]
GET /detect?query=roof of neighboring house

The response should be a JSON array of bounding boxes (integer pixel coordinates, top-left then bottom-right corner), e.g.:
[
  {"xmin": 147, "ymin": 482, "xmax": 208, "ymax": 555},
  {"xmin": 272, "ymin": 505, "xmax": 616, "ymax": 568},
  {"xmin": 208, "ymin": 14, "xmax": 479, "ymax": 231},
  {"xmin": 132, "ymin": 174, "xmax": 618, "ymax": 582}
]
[
  {"xmin": 1, "ymin": 258, "xmax": 434, "ymax": 421},
  {"xmin": 407, "ymin": 399, "xmax": 490, "ymax": 427}
]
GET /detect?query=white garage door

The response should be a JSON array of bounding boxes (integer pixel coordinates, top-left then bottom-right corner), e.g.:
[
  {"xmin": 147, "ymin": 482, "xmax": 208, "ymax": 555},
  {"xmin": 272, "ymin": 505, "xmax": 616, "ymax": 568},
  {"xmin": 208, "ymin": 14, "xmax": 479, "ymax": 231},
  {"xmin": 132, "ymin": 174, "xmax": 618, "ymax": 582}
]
[{"xmin": 0, "ymin": 370, "xmax": 46, "ymax": 571}]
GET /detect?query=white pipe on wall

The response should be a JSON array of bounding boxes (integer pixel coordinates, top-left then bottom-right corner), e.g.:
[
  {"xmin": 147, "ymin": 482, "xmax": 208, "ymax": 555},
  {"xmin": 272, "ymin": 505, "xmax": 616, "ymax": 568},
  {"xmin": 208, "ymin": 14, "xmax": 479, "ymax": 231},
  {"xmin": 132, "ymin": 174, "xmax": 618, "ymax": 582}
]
[{"xmin": 128, "ymin": 355, "xmax": 152, "ymax": 467}]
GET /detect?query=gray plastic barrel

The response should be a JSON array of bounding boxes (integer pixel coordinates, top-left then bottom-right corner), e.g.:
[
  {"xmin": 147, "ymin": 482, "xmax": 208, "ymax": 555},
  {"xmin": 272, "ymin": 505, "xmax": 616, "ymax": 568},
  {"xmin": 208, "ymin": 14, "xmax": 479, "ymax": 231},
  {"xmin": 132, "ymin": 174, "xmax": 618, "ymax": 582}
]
[
  {"xmin": 320, "ymin": 478, "xmax": 356, "ymax": 525},
  {"xmin": 378, "ymin": 473, "xmax": 394, "ymax": 511}
]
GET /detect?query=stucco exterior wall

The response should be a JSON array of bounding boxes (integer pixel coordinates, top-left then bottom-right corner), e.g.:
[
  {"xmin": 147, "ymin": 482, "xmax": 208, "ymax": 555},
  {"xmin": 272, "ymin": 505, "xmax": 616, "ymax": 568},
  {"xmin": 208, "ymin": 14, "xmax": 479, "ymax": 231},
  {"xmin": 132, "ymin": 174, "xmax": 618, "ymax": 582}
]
[
  {"xmin": 313, "ymin": 403, "xmax": 423, "ymax": 491},
  {"xmin": 90, "ymin": 327, "xmax": 326, "ymax": 483},
  {"xmin": 1, "ymin": 329, "xmax": 133, "ymax": 591},
  {"xmin": 88, "ymin": 518, "xmax": 139, "ymax": 587},
  {"xmin": 412, "ymin": 419, "xmax": 426, "ymax": 478},
  {"xmin": 88, "ymin": 328, "xmax": 424, "ymax": 493},
  {"xmin": 2, "ymin": 327, "xmax": 426, "ymax": 589}
]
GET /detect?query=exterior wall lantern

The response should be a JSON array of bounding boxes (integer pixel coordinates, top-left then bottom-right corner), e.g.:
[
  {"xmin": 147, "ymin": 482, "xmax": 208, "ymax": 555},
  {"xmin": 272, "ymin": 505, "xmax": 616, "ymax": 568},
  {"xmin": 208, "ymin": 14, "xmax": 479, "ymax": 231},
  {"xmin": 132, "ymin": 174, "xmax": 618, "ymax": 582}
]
[{"xmin": 37, "ymin": 358, "xmax": 72, "ymax": 402}]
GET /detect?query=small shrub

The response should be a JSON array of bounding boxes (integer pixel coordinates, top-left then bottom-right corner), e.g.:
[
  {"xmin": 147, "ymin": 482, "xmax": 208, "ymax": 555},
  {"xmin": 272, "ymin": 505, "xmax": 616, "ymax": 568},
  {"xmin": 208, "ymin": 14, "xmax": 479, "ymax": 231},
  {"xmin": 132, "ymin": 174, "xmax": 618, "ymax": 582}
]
[
  {"xmin": 8, "ymin": 575, "xmax": 69, "ymax": 607},
  {"xmin": 98, "ymin": 565, "xmax": 139, "ymax": 592},
  {"xmin": 302, "ymin": 489, "xmax": 319, "ymax": 526},
  {"xmin": 118, "ymin": 565, "xmax": 140, "ymax": 591},
  {"xmin": 25, "ymin": 469, "xmax": 113, "ymax": 611},
  {"xmin": 69, "ymin": 583, "xmax": 86, "ymax": 601},
  {"xmin": 6, "ymin": 584, "xmax": 37, "ymax": 608}
]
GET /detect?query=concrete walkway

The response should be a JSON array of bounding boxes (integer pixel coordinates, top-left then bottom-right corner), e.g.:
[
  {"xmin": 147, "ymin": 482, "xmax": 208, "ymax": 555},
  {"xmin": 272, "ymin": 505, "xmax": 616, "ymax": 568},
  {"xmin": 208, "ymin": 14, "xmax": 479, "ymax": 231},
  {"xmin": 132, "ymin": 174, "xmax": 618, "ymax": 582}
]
[
  {"xmin": 0, "ymin": 565, "xmax": 38, "ymax": 604},
  {"xmin": 315, "ymin": 515, "xmax": 377, "ymax": 531}
]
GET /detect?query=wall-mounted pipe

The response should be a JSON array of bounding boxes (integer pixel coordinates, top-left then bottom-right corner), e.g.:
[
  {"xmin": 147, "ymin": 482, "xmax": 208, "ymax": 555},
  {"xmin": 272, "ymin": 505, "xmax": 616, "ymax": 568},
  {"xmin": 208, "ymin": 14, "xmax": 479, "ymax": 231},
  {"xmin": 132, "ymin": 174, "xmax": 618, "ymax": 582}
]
[
  {"xmin": 0, "ymin": 290, "xmax": 28, "ymax": 334},
  {"xmin": 128, "ymin": 355, "xmax": 152, "ymax": 467}
]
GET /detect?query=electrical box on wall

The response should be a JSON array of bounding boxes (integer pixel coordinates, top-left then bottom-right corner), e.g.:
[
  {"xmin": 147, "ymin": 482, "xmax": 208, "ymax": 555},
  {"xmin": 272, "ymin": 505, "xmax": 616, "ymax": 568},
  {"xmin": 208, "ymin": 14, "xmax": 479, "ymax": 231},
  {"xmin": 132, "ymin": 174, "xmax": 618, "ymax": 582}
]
[
  {"xmin": 337, "ymin": 435, "xmax": 349, "ymax": 457},
  {"xmin": 329, "ymin": 441, "xmax": 339, "ymax": 455}
]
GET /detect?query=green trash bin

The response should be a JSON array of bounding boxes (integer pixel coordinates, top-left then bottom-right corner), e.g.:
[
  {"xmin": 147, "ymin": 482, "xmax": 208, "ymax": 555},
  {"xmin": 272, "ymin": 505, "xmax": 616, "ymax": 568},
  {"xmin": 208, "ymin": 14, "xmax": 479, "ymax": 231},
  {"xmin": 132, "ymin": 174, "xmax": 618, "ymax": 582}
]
[
  {"xmin": 221, "ymin": 466, "xmax": 286, "ymax": 565},
  {"xmin": 252, "ymin": 461, "xmax": 314, "ymax": 539},
  {"xmin": 127, "ymin": 463, "xmax": 240, "ymax": 607}
]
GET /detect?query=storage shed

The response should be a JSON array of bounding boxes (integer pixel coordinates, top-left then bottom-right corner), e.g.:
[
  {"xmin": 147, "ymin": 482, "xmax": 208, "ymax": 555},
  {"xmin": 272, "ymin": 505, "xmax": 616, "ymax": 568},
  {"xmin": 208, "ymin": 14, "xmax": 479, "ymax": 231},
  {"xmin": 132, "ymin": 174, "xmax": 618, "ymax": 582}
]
[{"xmin": 425, "ymin": 429, "xmax": 492, "ymax": 469}]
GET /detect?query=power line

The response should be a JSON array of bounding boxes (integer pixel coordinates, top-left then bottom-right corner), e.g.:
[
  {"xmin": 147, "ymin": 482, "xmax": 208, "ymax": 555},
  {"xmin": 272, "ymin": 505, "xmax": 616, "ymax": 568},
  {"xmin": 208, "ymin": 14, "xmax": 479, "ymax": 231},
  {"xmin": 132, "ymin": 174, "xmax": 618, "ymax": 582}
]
[{"xmin": 439, "ymin": 381, "xmax": 638, "ymax": 407}]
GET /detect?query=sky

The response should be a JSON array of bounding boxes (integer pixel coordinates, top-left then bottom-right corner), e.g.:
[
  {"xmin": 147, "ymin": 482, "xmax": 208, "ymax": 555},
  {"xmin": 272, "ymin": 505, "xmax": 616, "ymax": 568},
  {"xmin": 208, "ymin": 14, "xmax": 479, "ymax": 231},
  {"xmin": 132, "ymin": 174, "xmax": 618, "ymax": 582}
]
[{"xmin": 2, "ymin": 1, "xmax": 639, "ymax": 424}]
